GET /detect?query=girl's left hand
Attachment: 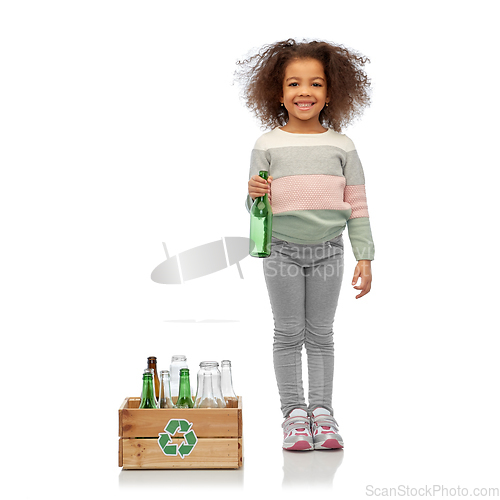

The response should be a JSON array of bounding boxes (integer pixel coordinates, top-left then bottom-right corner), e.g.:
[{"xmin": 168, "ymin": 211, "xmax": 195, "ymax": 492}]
[{"xmin": 352, "ymin": 260, "xmax": 372, "ymax": 299}]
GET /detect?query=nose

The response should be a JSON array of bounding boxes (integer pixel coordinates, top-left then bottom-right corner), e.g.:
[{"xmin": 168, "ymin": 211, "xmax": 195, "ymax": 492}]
[{"xmin": 298, "ymin": 85, "xmax": 310, "ymax": 96}]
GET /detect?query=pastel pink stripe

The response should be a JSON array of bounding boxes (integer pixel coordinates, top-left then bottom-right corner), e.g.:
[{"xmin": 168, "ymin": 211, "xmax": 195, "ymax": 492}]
[
  {"xmin": 271, "ymin": 175, "xmax": 351, "ymax": 214},
  {"xmin": 344, "ymin": 185, "xmax": 369, "ymax": 219}
]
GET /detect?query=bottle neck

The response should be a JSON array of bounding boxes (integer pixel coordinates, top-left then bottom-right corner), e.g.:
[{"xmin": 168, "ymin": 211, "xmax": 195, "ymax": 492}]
[
  {"xmin": 221, "ymin": 367, "xmax": 235, "ymax": 393},
  {"xmin": 140, "ymin": 374, "xmax": 157, "ymax": 408},
  {"xmin": 257, "ymin": 171, "xmax": 269, "ymax": 202},
  {"xmin": 143, "ymin": 375, "xmax": 154, "ymax": 394},
  {"xmin": 159, "ymin": 372, "xmax": 169, "ymax": 391},
  {"xmin": 178, "ymin": 375, "xmax": 191, "ymax": 398}
]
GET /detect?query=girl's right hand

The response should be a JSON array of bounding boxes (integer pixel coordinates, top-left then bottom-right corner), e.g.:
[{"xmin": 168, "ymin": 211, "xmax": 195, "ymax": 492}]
[{"xmin": 248, "ymin": 175, "xmax": 273, "ymax": 201}]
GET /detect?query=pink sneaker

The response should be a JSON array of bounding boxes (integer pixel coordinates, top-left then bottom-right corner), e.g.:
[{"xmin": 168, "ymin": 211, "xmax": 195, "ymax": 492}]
[
  {"xmin": 311, "ymin": 408, "xmax": 344, "ymax": 449},
  {"xmin": 282, "ymin": 408, "xmax": 313, "ymax": 451}
]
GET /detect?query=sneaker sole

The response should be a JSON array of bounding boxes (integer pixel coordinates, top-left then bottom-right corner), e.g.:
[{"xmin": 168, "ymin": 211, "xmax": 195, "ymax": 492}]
[
  {"xmin": 284, "ymin": 440, "xmax": 314, "ymax": 451},
  {"xmin": 314, "ymin": 438, "xmax": 343, "ymax": 450}
]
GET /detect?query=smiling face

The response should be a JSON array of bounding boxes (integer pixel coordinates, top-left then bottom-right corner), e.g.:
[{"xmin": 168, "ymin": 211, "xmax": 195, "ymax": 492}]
[{"xmin": 280, "ymin": 58, "xmax": 330, "ymax": 133}]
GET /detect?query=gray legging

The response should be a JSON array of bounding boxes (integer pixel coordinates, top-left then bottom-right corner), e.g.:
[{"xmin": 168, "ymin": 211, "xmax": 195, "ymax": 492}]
[{"xmin": 263, "ymin": 235, "xmax": 344, "ymax": 418}]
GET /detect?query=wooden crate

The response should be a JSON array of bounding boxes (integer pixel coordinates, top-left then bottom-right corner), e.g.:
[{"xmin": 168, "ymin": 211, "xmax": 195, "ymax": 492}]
[{"xmin": 118, "ymin": 396, "xmax": 243, "ymax": 469}]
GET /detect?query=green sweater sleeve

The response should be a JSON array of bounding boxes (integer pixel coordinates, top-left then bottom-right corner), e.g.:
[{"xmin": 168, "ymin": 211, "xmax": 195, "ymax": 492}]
[{"xmin": 346, "ymin": 217, "xmax": 375, "ymax": 261}]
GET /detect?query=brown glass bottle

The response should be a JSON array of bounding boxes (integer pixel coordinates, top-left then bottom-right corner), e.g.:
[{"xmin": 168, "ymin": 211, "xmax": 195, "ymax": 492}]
[{"xmin": 147, "ymin": 356, "xmax": 160, "ymax": 401}]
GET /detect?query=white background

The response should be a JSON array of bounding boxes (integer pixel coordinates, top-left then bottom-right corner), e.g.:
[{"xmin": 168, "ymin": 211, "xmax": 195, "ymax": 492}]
[{"xmin": 1, "ymin": 0, "xmax": 499, "ymax": 498}]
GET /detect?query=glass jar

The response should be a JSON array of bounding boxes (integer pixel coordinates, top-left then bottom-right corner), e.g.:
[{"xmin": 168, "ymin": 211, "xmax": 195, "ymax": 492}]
[{"xmin": 194, "ymin": 361, "xmax": 226, "ymax": 408}]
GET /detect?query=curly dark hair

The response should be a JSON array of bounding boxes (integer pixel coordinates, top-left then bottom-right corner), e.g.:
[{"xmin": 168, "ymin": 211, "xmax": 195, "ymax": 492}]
[{"xmin": 235, "ymin": 38, "xmax": 372, "ymax": 132}]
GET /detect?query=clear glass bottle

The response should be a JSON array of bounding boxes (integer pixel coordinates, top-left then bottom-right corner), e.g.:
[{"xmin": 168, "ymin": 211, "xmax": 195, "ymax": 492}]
[
  {"xmin": 170, "ymin": 355, "xmax": 188, "ymax": 400},
  {"xmin": 139, "ymin": 370, "xmax": 158, "ymax": 409},
  {"xmin": 249, "ymin": 170, "xmax": 273, "ymax": 258},
  {"xmin": 147, "ymin": 356, "xmax": 160, "ymax": 402},
  {"xmin": 176, "ymin": 368, "xmax": 193, "ymax": 408},
  {"xmin": 194, "ymin": 361, "xmax": 226, "ymax": 408},
  {"xmin": 220, "ymin": 360, "xmax": 238, "ymax": 408},
  {"xmin": 159, "ymin": 370, "xmax": 174, "ymax": 408}
]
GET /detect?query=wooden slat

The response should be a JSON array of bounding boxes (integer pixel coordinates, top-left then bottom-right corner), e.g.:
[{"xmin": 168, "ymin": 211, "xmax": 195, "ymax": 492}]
[
  {"xmin": 237, "ymin": 397, "xmax": 243, "ymax": 439},
  {"xmin": 121, "ymin": 438, "xmax": 241, "ymax": 469},
  {"xmin": 126, "ymin": 397, "xmax": 241, "ymax": 410},
  {"xmin": 119, "ymin": 398, "xmax": 127, "ymax": 410},
  {"xmin": 119, "ymin": 397, "xmax": 242, "ymax": 438},
  {"xmin": 118, "ymin": 437, "xmax": 123, "ymax": 467}
]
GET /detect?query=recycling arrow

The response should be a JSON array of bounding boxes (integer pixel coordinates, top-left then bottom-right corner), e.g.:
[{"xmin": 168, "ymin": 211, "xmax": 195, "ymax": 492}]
[
  {"xmin": 157, "ymin": 419, "xmax": 198, "ymax": 459},
  {"xmin": 158, "ymin": 432, "xmax": 177, "ymax": 456}
]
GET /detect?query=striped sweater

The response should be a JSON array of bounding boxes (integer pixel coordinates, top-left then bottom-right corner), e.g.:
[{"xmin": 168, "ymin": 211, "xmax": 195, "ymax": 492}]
[{"xmin": 246, "ymin": 127, "xmax": 375, "ymax": 261}]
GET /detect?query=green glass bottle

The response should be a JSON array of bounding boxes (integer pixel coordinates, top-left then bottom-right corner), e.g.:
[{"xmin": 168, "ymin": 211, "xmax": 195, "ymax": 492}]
[
  {"xmin": 176, "ymin": 368, "xmax": 193, "ymax": 408},
  {"xmin": 139, "ymin": 370, "xmax": 158, "ymax": 409},
  {"xmin": 250, "ymin": 170, "xmax": 273, "ymax": 258}
]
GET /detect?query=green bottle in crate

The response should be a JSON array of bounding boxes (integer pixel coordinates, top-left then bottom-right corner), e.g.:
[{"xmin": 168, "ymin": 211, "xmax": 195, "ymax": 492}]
[
  {"xmin": 139, "ymin": 370, "xmax": 158, "ymax": 409},
  {"xmin": 249, "ymin": 170, "xmax": 272, "ymax": 258},
  {"xmin": 176, "ymin": 368, "xmax": 194, "ymax": 408}
]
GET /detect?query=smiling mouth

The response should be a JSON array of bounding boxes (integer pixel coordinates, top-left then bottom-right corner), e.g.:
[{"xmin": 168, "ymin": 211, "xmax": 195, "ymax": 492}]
[{"xmin": 295, "ymin": 102, "xmax": 315, "ymax": 109}]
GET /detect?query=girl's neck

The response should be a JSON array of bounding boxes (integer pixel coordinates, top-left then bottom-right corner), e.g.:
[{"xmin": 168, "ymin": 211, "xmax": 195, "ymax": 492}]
[{"xmin": 280, "ymin": 120, "xmax": 328, "ymax": 134}]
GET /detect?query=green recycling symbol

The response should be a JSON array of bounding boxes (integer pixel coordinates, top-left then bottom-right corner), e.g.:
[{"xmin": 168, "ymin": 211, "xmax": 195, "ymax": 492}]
[{"xmin": 158, "ymin": 419, "xmax": 198, "ymax": 459}]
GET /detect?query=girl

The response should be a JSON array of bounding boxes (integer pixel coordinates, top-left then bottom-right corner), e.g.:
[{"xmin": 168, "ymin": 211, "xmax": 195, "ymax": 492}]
[{"xmin": 236, "ymin": 39, "xmax": 375, "ymax": 451}]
